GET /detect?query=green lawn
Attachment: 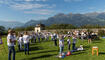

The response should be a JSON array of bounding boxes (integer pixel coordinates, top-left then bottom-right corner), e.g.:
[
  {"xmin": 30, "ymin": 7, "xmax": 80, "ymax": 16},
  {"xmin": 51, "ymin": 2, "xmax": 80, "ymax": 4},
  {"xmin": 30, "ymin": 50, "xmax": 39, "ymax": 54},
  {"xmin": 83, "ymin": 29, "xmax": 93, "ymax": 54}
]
[{"xmin": 0, "ymin": 37, "xmax": 105, "ymax": 60}]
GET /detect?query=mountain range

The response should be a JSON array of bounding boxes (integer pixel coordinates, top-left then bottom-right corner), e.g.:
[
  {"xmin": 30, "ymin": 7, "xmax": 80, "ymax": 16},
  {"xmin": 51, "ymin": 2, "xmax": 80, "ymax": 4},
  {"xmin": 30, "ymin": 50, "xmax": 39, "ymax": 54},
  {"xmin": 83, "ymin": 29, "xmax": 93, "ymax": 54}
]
[
  {"xmin": 0, "ymin": 21, "xmax": 24, "ymax": 29},
  {"xmin": 1, "ymin": 12, "xmax": 105, "ymax": 29},
  {"xmin": 23, "ymin": 12, "xmax": 105, "ymax": 27}
]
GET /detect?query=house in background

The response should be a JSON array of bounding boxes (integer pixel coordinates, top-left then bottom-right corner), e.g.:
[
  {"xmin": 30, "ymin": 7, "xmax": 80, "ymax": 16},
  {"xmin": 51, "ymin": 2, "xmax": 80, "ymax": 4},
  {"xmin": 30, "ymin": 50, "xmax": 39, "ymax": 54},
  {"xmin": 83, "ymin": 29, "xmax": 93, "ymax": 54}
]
[{"xmin": 35, "ymin": 23, "xmax": 45, "ymax": 33}]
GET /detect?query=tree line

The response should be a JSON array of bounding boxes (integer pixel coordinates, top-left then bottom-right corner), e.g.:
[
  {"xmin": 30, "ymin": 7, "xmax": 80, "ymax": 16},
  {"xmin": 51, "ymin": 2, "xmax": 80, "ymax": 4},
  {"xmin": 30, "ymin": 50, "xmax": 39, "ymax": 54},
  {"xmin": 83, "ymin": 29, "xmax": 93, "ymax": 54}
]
[
  {"xmin": 45, "ymin": 24, "xmax": 104, "ymax": 29},
  {"xmin": 0, "ymin": 24, "xmax": 105, "ymax": 35},
  {"xmin": 0, "ymin": 26, "xmax": 7, "ymax": 35}
]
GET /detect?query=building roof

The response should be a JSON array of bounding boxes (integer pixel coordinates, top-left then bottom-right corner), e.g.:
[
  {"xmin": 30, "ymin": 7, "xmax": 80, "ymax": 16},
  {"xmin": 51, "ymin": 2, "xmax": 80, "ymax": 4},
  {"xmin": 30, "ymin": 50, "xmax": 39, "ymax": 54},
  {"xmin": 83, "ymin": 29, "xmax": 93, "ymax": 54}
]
[{"xmin": 36, "ymin": 24, "xmax": 45, "ymax": 27}]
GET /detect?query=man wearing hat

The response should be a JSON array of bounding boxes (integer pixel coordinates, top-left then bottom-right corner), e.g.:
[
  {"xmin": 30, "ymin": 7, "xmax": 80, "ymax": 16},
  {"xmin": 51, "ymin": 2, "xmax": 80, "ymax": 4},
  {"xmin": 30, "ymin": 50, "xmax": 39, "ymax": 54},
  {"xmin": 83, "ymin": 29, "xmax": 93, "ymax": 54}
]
[{"xmin": 7, "ymin": 29, "xmax": 16, "ymax": 60}]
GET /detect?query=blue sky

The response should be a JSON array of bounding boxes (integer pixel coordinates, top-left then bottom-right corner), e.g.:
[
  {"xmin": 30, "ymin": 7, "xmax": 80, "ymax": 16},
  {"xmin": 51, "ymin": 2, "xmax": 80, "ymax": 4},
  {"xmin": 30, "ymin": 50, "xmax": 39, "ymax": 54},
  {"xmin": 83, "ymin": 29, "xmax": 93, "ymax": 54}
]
[{"xmin": 0, "ymin": 0, "xmax": 105, "ymax": 23}]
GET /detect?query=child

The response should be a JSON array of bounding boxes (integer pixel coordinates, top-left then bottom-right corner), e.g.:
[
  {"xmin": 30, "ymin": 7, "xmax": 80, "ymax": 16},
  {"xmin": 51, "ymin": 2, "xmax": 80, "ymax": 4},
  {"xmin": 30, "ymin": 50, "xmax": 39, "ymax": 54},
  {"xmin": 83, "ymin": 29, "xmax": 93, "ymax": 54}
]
[
  {"xmin": 59, "ymin": 35, "xmax": 64, "ymax": 56},
  {"xmin": 18, "ymin": 34, "xmax": 23, "ymax": 51},
  {"xmin": 72, "ymin": 35, "xmax": 77, "ymax": 50},
  {"xmin": 67, "ymin": 36, "xmax": 71, "ymax": 51},
  {"xmin": 0, "ymin": 35, "xmax": 3, "ymax": 44}
]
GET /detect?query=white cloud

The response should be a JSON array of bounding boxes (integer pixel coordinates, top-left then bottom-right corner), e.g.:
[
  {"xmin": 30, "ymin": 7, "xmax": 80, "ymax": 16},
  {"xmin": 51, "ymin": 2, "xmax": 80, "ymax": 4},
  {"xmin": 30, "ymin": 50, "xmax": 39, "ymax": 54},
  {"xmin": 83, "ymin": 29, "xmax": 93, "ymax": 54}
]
[
  {"xmin": 47, "ymin": 4, "xmax": 56, "ymax": 8},
  {"xmin": 23, "ymin": 0, "xmax": 48, "ymax": 2},
  {"xmin": 2, "ymin": 0, "xmax": 48, "ymax": 2},
  {"xmin": 96, "ymin": 9, "xmax": 105, "ymax": 13},
  {"xmin": 0, "ymin": 0, "xmax": 55, "ymax": 10},
  {"xmin": 9, "ymin": 3, "xmax": 56, "ymax": 10},
  {"xmin": 24, "ymin": 9, "xmax": 54, "ymax": 15},
  {"xmin": 0, "ymin": 0, "xmax": 17, "ymax": 5},
  {"xmin": 35, "ymin": 0, "xmax": 47, "ymax": 2},
  {"xmin": 64, "ymin": 0, "xmax": 84, "ymax": 2},
  {"xmin": 24, "ymin": 0, "xmax": 34, "ymax": 2},
  {"xmin": 10, "ymin": 3, "xmax": 48, "ymax": 10},
  {"xmin": 0, "ymin": 0, "xmax": 56, "ymax": 15}
]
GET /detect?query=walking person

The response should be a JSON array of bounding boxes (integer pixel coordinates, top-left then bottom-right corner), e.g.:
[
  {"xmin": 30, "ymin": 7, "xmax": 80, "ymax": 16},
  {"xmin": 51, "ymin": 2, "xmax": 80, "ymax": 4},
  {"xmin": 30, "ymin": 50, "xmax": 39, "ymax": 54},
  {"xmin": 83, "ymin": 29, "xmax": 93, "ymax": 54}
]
[
  {"xmin": 7, "ymin": 30, "xmax": 16, "ymax": 60},
  {"xmin": 23, "ymin": 31, "xmax": 30, "ymax": 55}
]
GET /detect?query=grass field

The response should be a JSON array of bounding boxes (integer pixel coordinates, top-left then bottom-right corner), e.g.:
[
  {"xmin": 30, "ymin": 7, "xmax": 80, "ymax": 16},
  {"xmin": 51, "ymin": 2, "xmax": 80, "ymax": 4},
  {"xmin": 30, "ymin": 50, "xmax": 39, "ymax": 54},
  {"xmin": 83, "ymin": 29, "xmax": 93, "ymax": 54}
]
[{"xmin": 0, "ymin": 37, "xmax": 105, "ymax": 60}]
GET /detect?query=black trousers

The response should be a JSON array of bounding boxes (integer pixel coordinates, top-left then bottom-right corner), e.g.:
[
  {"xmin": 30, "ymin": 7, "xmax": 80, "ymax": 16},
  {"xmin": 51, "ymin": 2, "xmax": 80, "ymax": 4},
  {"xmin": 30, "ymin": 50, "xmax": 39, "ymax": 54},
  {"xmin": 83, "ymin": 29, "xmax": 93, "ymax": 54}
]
[
  {"xmin": 54, "ymin": 39, "xmax": 57, "ymax": 46},
  {"xmin": 72, "ymin": 43, "xmax": 75, "ymax": 50},
  {"xmin": 68, "ymin": 44, "xmax": 70, "ymax": 51}
]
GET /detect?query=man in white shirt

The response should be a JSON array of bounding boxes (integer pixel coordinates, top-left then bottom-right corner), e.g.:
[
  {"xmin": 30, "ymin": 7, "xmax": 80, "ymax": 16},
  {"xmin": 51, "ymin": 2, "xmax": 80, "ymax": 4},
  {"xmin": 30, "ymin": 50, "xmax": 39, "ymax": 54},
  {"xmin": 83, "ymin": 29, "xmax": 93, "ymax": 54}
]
[
  {"xmin": 7, "ymin": 30, "xmax": 16, "ymax": 60},
  {"xmin": 23, "ymin": 31, "xmax": 30, "ymax": 55}
]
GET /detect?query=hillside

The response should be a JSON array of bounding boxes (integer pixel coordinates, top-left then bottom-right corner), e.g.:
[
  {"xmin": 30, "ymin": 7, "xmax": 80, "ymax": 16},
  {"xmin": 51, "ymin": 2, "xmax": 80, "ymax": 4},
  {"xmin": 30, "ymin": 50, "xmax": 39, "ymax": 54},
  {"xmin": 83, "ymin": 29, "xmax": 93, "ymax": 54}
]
[
  {"xmin": 24, "ymin": 12, "xmax": 105, "ymax": 27},
  {"xmin": 0, "ymin": 21, "xmax": 24, "ymax": 29}
]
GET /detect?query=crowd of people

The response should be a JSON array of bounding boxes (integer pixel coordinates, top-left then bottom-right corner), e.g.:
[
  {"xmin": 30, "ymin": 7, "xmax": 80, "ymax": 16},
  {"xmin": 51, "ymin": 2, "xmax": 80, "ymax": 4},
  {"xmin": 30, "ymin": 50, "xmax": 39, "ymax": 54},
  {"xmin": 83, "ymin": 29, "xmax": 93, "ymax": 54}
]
[{"xmin": 0, "ymin": 29, "xmax": 98, "ymax": 60}]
